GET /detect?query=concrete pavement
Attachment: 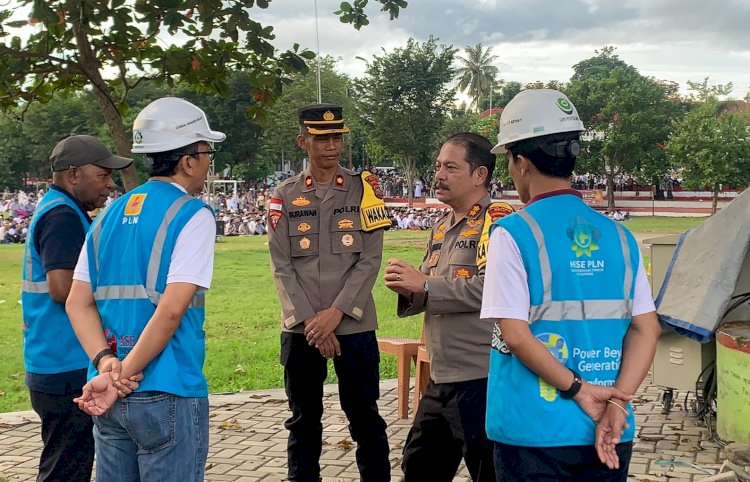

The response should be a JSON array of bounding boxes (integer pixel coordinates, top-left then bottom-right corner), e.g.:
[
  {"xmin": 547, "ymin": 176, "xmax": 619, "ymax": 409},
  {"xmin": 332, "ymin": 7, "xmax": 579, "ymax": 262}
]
[{"xmin": 0, "ymin": 376, "xmax": 725, "ymax": 481}]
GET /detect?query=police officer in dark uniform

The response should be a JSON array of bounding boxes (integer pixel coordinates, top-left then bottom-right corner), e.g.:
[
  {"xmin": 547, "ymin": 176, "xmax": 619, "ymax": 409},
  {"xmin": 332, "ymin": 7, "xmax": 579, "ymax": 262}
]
[{"xmin": 268, "ymin": 104, "xmax": 391, "ymax": 482}]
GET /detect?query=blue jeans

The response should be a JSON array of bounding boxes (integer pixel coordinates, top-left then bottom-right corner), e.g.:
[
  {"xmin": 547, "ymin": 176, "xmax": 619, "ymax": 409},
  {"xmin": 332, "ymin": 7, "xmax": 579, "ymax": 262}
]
[{"xmin": 92, "ymin": 392, "xmax": 208, "ymax": 482}]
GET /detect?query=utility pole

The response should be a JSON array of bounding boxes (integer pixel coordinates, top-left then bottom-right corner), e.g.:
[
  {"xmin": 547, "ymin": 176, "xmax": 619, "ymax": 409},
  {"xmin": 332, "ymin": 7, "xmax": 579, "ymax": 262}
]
[{"xmin": 314, "ymin": 0, "xmax": 322, "ymax": 103}]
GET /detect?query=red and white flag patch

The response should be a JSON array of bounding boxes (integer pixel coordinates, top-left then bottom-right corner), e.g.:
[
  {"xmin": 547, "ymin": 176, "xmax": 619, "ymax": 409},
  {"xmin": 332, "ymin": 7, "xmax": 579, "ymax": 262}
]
[{"xmin": 269, "ymin": 197, "xmax": 283, "ymax": 211}]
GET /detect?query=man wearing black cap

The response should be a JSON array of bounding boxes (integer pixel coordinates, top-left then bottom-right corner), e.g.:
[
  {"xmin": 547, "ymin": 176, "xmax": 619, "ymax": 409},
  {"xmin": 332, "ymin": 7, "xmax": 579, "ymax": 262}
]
[
  {"xmin": 269, "ymin": 103, "xmax": 392, "ymax": 481},
  {"xmin": 21, "ymin": 134, "xmax": 132, "ymax": 481}
]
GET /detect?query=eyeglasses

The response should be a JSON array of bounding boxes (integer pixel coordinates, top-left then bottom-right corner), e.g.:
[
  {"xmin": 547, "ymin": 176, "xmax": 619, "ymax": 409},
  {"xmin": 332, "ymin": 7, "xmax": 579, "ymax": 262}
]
[{"xmin": 189, "ymin": 150, "xmax": 217, "ymax": 161}]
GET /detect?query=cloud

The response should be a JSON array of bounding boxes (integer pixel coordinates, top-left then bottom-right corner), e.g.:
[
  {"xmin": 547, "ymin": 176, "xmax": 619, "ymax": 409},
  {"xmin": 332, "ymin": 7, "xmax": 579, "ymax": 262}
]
[{"xmin": 250, "ymin": 0, "xmax": 750, "ymax": 95}]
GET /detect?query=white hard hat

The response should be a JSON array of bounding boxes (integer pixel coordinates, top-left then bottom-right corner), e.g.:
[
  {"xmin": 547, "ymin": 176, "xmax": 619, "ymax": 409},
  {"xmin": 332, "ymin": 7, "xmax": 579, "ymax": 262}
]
[
  {"xmin": 491, "ymin": 89, "xmax": 585, "ymax": 154},
  {"xmin": 132, "ymin": 97, "xmax": 226, "ymax": 153}
]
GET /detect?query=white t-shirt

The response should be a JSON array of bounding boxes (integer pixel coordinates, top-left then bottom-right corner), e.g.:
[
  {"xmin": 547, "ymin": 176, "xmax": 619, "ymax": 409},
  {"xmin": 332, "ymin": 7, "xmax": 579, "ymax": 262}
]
[
  {"xmin": 73, "ymin": 183, "xmax": 216, "ymax": 290},
  {"xmin": 480, "ymin": 226, "xmax": 656, "ymax": 322}
]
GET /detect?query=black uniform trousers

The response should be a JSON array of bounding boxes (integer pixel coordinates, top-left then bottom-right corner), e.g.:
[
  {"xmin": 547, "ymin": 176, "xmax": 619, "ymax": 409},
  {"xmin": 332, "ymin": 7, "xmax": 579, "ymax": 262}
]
[
  {"xmin": 493, "ymin": 441, "xmax": 633, "ymax": 481},
  {"xmin": 281, "ymin": 331, "xmax": 390, "ymax": 482},
  {"xmin": 29, "ymin": 387, "xmax": 94, "ymax": 482},
  {"xmin": 402, "ymin": 378, "xmax": 495, "ymax": 482}
]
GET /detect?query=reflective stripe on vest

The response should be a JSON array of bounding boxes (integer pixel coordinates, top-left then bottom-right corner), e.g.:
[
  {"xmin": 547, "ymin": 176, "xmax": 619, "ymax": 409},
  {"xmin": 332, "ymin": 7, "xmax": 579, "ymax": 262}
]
[
  {"xmin": 21, "ymin": 280, "xmax": 49, "ymax": 293},
  {"xmin": 92, "ymin": 194, "xmax": 202, "ymax": 308},
  {"xmin": 517, "ymin": 209, "xmax": 634, "ymax": 321},
  {"xmin": 93, "ymin": 284, "xmax": 205, "ymax": 308},
  {"xmin": 22, "ymin": 197, "xmax": 65, "ymax": 294}
]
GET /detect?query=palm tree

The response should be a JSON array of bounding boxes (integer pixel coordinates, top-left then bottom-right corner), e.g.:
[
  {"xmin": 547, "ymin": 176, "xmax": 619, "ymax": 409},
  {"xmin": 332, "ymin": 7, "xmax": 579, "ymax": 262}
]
[{"xmin": 455, "ymin": 43, "xmax": 500, "ymax": 113}]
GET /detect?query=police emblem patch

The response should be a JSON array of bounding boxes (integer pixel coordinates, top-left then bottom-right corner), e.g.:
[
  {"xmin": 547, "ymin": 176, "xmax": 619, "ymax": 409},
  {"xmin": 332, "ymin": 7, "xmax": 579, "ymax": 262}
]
[
  {"xmin": 292, "ymin": 196, "xmax": 310, "ymax": 207},
  {"xmin": 466, "ymin": 219, "xmax": 483, "ymax": 228},
  {"xmin": 297, "ymin": 222, "xmax": 311, "ymax": 233},
  {"xmin": 454, "ymin": 267, "xmax": 472, "ymax": 278},
  {"xmin": 341, "ymin": 233, "xmax": 354, "ymax": 247},
  {"xmin": 364, "ymin": 174, "xmax": 383, "ymax": 199},
  {"xmin": 299, "ymin": 237, "xmax": 311, "ymax": 250},
  {"xmin": 488, "ymin": 202, "xmax": 515, "ymax": 222},
  {"xmin": 269, "ymin": 210, "xmax": 282, "ymax": 231}
]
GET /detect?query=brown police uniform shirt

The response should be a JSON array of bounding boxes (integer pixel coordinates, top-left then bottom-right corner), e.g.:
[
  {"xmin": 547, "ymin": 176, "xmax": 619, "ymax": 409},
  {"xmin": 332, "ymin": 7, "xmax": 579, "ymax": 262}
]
[
  {"xmin": 268, "ymin": 166, "xmax": 384, "ymax": 334},
  {"xmin": 398, "ymin": 194, "xmax": 495, "ymax": 384}
]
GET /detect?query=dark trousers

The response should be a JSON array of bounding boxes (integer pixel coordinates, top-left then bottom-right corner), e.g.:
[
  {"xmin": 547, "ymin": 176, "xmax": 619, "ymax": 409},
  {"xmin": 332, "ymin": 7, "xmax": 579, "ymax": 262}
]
[
  {"xmin": 402, "ymin": 378, "xmax": 495, "ymax": 482},
  {"xmin": 29, "ymin": 388, "xmax": 94, "ymax": 482},
  {"xmin": 281, "ymin": 331, "xmax": 390, "ymax": 482},
  {"xmin": 493, "ymin": 441, "xmax": 633, "ymax": 481}
]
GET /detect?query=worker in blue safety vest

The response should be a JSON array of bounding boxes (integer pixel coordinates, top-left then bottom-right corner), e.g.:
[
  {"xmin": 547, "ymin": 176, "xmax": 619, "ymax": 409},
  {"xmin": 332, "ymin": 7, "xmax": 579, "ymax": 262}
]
[
  {"xmin": 21, "ymin": 135, "xmax": 133, "ymax": 481},
  {"xmin": 66, "ymin": 97, "xmax": 225, "ymax": 482},
  {"xmin": 479, "ymin": 89, "xmax": 661, "ymax": 481}
]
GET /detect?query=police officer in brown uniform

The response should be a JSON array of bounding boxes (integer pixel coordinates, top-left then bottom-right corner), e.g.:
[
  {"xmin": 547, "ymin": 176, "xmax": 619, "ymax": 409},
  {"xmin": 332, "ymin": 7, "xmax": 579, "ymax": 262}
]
[
  {"xmin": 385, "ymin": 132, "xmax": 514, "ymax": 482},
  {"xmin": 268, "ymin": 104, "xmax": 391, "ymax": 482}
]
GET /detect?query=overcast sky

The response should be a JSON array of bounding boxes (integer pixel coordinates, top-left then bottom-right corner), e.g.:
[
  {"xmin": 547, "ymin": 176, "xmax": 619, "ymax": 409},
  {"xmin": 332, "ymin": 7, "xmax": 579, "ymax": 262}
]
[{"xmin": 252, "ymin": 0, "xmax": 750, "ymax": 98}]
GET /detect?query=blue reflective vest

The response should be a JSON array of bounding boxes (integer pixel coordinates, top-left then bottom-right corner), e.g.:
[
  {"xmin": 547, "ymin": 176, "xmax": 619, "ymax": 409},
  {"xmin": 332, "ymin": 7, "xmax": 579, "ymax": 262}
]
[
  {"xmin": 85, "ymin": 181, "xmax": 212, "ymax": 397},
  {"xmin": 22, "ymin": 189, "xmax": 91, "ymax": 374},
  {"xmin": 486, "ymin": 193, "xmax": 640, "ymax": 447}
]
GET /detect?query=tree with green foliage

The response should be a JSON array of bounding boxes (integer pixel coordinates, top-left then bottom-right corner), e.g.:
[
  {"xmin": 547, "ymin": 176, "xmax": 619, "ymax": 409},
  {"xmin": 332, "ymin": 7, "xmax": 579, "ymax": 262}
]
[
  {"xmin": 359, "ymin": 37, "xmax": 455, "ymax": 204},
  {"xmin": 0, "ymin": 0, "xmax": 407, "ymax": 191},
  {"xmin": 0, "ymin": 90, "xmax": 106, "ymax": 188},
  {"xmin": 455, "ymin": 43, "xmax": 499, "ymax": 112},
  {"xmin": 566, "ymin": 47, "xmax": 678, "ymax": 210},
  {"xmin": 477, "ymin": 80, "xmax": 522, "ymax": 111},
  {"xmin": 687, "ymin": 77, "xmax": 733, "ymax": 103},
  {"xmin": 335, "ymin": 0, "xmax": 408, "ymax": 29},
  {"xmin": 665, "ymin": 101, "xmax": 750, "ymax": 213}
]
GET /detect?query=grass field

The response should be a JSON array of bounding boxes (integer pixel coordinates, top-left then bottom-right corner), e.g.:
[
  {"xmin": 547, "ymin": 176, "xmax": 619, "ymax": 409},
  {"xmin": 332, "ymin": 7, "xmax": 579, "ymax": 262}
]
[{"xmin": 0, "ymin": 216, "xmax": 705, "ymax": 413}]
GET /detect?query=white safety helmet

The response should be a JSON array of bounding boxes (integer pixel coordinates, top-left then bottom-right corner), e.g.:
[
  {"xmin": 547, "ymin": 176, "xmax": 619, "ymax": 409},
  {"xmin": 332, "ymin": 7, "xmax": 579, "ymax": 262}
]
[
  {"xmin": 132, "ymin": 97, "xmax": 226, "ymax": 154},
  {"xmin": 491, "ymin": 89, "xmax": 585, "ymax": 154}
]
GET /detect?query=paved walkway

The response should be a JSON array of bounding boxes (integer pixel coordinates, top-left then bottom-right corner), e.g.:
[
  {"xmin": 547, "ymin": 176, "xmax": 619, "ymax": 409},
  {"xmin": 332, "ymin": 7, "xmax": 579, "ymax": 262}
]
[{"xmin": 0, "ymin": 376, "xmax": 725, "ymax": 481}]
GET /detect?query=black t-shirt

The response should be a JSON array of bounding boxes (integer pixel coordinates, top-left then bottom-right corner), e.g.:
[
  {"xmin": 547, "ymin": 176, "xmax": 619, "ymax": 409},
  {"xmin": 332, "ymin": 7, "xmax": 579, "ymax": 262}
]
[{"xmin": 26, "ymin": 185, "xmax": 92, "ymax": 393}]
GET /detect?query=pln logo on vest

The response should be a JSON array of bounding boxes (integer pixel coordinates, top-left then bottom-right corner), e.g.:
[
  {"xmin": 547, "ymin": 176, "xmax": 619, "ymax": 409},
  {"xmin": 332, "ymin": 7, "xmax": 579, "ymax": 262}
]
[
  {"xmin": 123, "ymin": 193, "xmax": 146, "ymax": 225},
  {"xmin": 567, "ymin": 216, "xmax": 605, "ymax": 275}
]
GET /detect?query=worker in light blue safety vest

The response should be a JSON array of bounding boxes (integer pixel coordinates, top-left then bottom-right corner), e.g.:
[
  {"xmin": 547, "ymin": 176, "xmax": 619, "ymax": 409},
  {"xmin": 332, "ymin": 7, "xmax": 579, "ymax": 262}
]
[
  {"xmin": 21, "ymin": 135, "xmax": 132, "ymax": 482},
  {"xmin": 479, "ymin": 89, "xmax": 661, "ymax": 481},
  {"xmin": 66, "ymin": 97, "xmax": 225, "ymax": 482}
]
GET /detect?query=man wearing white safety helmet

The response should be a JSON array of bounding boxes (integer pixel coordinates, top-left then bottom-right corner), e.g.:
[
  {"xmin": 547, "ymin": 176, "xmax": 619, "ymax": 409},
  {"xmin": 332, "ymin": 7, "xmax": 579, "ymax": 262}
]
[
  {"xmin": 479, "ymin": 89, "xmax": 660, "ymax": 481},
  {"xmin": 66, "ymin": 97, "xmax": 225, "ymax": 481}
]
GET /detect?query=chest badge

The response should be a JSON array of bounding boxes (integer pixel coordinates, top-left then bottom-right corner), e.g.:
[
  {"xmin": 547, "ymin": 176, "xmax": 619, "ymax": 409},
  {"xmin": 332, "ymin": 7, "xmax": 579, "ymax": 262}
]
[
  {"xmin": 341, "ymin": 233, "xmax": 354, "ymax": 247},
  {"xmin": 338, "ymin": 218, "xmax": 354, "ymax": 229},
  {"xmin": 460, "ymin": 228, "xmax": 480, "ymax": 238},
  {"xmin": 297, "ymin": 222, "xmax": 311, "ymax": 233},
  {"xmin": 299, "ymin": 237, "xmax": 311, "ymax": 250},
  {"xmin": 466, "ymin": 219, "xmax": 482, "ymax": 228},
  {"xmin": 292, "ymin": 196, "xmax": 311, "ymax": 207},
  {"xmin": 454, "ymin": 267, "xmax": 472, "ymax": 278}
]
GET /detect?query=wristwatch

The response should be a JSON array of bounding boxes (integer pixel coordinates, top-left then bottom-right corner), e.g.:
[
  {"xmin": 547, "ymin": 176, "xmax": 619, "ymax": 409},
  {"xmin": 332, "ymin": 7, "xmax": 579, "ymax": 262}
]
[
  {"xmin": 423, "ymin": 280, "xmax": 429, "ymax": 293},
  {"xmin": 92, "ymin": 348, "xmax": 115, "ymax": 371},
  {"xmin": 559, "ymin": 369, "xmax": 583, "ymax": 399}
]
